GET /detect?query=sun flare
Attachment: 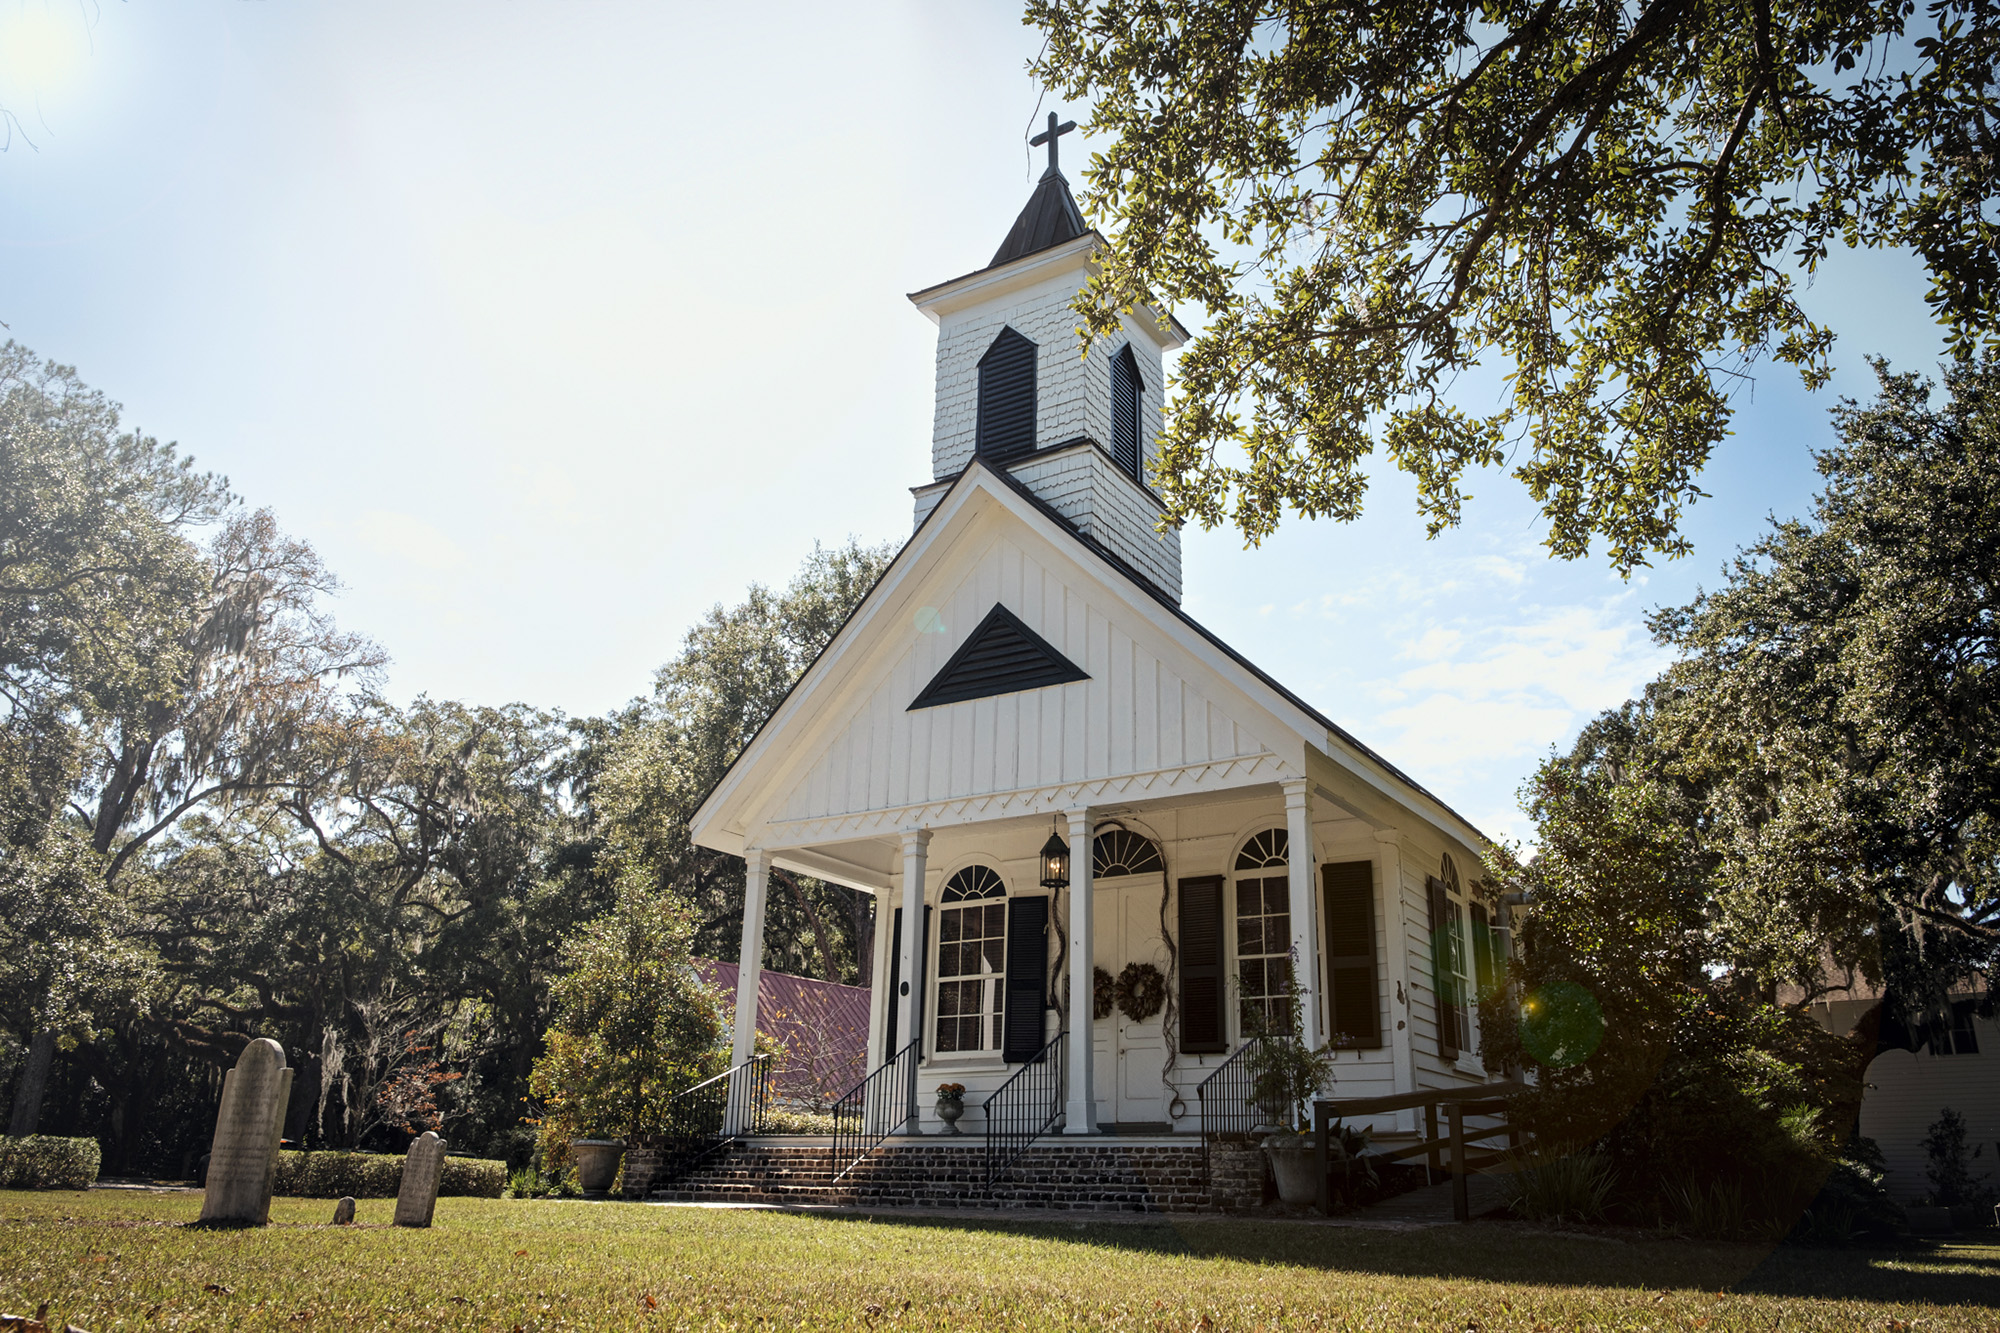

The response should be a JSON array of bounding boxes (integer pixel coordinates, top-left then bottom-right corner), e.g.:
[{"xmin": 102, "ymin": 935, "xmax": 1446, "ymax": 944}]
[{"xmin": 0, "ymin": 5, "xmax": 90, "ymax": 100}]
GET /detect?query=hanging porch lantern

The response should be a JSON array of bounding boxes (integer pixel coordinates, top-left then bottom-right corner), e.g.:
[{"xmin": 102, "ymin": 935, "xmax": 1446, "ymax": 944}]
[{"xmin": 1039, "ymin": 820, "xmax": 1071, "ymax": 890}]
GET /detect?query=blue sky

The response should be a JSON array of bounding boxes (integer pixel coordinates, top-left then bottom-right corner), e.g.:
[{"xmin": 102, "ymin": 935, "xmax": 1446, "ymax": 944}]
[{"xmin": 0, "ymin": 1, "xmax": 1947, "ymax": 844}]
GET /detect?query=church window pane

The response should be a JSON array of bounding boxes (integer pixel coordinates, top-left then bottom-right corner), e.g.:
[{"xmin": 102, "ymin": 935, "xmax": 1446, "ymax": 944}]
[
  {"xmin": 1234, "ymin": 829, "xmax": 1291, "ymax": 1036},
  {"xmin": 976, "ymin": 328, "xmax": 1038, "ymax": 466},
  {"xmin": 936, "ymin": 866, "xmax": 1007, "ymax": 1053}
]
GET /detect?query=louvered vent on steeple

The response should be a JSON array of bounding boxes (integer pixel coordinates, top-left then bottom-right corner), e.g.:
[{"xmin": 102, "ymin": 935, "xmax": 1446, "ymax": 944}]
[
  {"xmin": 1111, "ymin": 344, "xmax": 1143, "ymax": 481},
  {"xmin": 976, "ymin": 328, "xmax": 1037, "ymax": 466},
  {"xmin": 908, "ymin": 604, "xmax": 1087, "ymax": 710}
]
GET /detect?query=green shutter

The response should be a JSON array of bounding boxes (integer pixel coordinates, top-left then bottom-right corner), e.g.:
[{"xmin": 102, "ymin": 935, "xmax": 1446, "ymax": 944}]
[
  {"xmin": 1427, "ymin": 876, "xmax": 1459, "ymax": 1061},
  {"xmin": 1320, "ymin": 861, "xmax": 1381, "ymax": 1049}
]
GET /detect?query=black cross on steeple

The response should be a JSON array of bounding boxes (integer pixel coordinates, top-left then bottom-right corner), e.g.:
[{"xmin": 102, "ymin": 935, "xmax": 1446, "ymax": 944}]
[{"xmin": 1030, "ymin": 110, "xmax": 1076, "ymax": 177}]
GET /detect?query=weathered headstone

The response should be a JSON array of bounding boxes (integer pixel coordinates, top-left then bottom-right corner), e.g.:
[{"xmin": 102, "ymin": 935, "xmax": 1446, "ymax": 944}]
[
  {"xmin": 197, "ymin": 1038, "xmax": 292, "ymax": 1226},
  {"xmin": 331, "ymin": 1196, "xmax": 356, "ymax": 1225},
  {"xmin": 392, "ymin": 1131, "xmax": 448, "ymax": 1228}
]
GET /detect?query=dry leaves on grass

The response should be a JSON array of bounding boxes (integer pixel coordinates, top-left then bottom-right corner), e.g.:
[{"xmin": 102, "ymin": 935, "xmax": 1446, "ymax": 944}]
[{"xmin": 0, "ymin": 1302, "xmax": 92, "ymax": 1333}]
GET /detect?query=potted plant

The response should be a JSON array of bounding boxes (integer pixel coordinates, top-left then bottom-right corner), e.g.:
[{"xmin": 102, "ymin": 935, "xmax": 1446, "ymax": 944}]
[
  {"xmin": 935, "ymin": 1082, "xmax": 967, "ymax": 1134},
  {"xmin": 1245, "ymin": 959, "xmax": 1339, "ymax": 1203},
  {"xmin": 569, "ymin": 1138, "xmax": 625, "ymax": 1195}
]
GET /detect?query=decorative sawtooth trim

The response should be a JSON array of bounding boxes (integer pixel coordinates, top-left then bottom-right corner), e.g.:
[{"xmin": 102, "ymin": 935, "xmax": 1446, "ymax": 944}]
[{"xmin": 759, "ymin": 752, "xmax": 1292, "ymax": 847}]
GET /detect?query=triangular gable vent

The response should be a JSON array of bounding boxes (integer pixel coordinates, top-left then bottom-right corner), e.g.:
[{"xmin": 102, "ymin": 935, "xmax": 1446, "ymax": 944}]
[{"xmin": 908, "ymin": 604, "xmax": 1089, "ymax": 710}]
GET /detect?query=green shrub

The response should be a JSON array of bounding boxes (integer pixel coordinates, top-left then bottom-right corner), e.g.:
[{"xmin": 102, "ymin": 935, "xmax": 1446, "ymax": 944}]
[
  {"xmin": 438, "ymin": 1156, "xmax": 505, "ymax": 1198},
  {"xmin": 270, "ymin": 1150, "xmax": 506, "ymax": 1199},
  {"xmin": 763, "ymin": 1107, "xmax": 837, "ymax": 1135},
  {"xmin": 0, "ymin": 1136, "xmax": 100, "ymax": 1190},
  {"xmin": 1500, "ymin": 1147, "xmax": 1617, "ymax": 1223}
]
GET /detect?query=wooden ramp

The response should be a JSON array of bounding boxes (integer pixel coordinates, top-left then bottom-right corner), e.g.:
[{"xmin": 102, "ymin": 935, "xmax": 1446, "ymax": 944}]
[{"xmin": 1360, "ymin": 1169, "xmax": 1514, "ymax": 1224}]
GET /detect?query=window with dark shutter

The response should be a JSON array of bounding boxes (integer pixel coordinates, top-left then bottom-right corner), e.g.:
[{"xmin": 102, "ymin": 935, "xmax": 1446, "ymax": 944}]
[
  {"xmin": 976, "ymin": 327, "xmax": 1038, "ymax": 465},
  {"xmin": 1427, "ymin": 876, "xmax": 1461, "ymax": 1061},
  {"xmin": 1001, "ymin": 896, "xmax": 1050, "ymax": 1061},
  {"xmin": 1110, "ymin": 345, "xmax": 1143, "ymax": 481},
  {"xmin": 1321, "ymin": 861, "xmax": 1381, "ymax": 1049},
  {"xmin": 1177, "ymin": 875, "xmax": 1228, "ymax": 1053},
  {"xmin": 1469, "ymin": 902, "xmax": 1497, "ymax": 1000}
]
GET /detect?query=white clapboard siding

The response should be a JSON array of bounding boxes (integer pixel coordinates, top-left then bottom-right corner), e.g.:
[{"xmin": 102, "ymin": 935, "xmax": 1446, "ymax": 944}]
[
  {"xmin": 774, "ymin": 531, "xmax": 1280, "ymax": 824},
  {"xmin": 1861, "ymin": 1023, "xmax": 2000, "ymax": 1202}
]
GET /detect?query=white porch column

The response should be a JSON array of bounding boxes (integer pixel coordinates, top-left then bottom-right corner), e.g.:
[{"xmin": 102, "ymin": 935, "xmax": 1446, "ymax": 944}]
[
  {"xmin": 730, "ymin": 849, "xmax": 770, "ymax": 1068},
  {"xmin": 1063, "ymin": 807, "xmax": 1097, "ymax": 1134},
  {"xmin": 896, "ymin": 830, "xmax": 931, "ymax": 1131},
  {"xmin": 1284, "ymin": 780, "xmax": 1323, "ymax": 1051},
  {"xmin": 1374, "ymin": 827, "xmax": 1419, "ymax": 1131}
]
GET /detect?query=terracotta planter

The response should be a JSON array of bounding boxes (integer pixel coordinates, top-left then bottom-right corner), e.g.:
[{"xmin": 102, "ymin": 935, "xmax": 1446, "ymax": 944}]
[
  {"xmin": 1265, "ymin": 1144, "xmax": 1320, "ymax": 1206},
  {"xmin": 570, "ymin": 1139, "xmax": 624, "ymax": 1194}
]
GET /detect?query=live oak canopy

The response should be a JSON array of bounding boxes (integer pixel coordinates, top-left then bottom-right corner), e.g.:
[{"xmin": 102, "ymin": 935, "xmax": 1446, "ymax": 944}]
[{"xmin": 1029, "ymin": 0, "xmax": 2000, "ymax": 572}]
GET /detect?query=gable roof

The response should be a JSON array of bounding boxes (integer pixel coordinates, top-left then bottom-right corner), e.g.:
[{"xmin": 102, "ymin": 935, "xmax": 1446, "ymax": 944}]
[
  {"xmin": 689, "ymin": 457, "xmax": 1492, "ymax": 857},
  {"xmin": 991, "ymin": 169, "xmax": 1089, "ymax": 267}
]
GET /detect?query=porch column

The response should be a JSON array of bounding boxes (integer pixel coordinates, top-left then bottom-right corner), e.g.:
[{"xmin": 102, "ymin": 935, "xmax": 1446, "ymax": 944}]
[
  {"xmin": 1284, "ymin": 780, "xmax": 1323, "ymax": 1051},
  {"xmin": 897, "ymin": 829, "xmax": 930, "ymax": 1129},
  {"xmin": 1063, "ymin": 807, "xmax": 1097, "ymax": 1134},
  {"xmin": 730, "ymin": 849, "xmax": 770, "ymax": 1068},
  {"xmin": 1375, "ymin": 827, "xmax": 1419, "ymax": 1132}
]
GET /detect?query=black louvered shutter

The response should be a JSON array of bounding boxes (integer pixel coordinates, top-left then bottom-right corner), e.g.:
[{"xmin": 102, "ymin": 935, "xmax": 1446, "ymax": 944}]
[
  {"xmin": 976, "ymin": 328, "xmax": 1038, "ymax": 465},
  {"xmin": 1002, "ymin": 896, "xmax": 1050, "ymax": 1062},
  {"xmin": 1178, "ymin": 875, "xmax": 1228, "ymax": 1053},
  {"xmin": 883, "ymin": 905, "xmax": 932, "ymax": 1055},
  {"xmin": 1110, "ymin": 346, "xmax": 1142, "ymax": 480},
  {"xmin": 907, "ymin": 604, "xmax": 1088, "ymax": 710},
  {"xmin": 1321, "ymin": 861, "xmax": 1381, "ymax": 1049},
  {"xmin": 1427, "ymin": 876, "xmax": 1459, "ymax": 1061}
]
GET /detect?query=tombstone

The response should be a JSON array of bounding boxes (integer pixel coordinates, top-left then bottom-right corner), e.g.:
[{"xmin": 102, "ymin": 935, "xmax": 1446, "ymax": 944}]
[
  {"xmin": 392, "ymin": 1131, "xmax": 448, "ymax": 1228},
  {"xmin": 331, "ymin": 1196, "xmax": 356, "ymax": 1225},
  {"xmin": 197, "ymin": 1038, "xmax": 293, "ymax": 1226}
]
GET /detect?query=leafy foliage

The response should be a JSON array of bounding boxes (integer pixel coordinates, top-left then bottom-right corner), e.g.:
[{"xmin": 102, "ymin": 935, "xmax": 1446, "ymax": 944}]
[
  {"xmin": 0, "ymin": 1134, "xmax": 100, "ymax": 1189},
  {"xmin": 527, "ymin": 880, "xmax": 728, "ymax": 1153},
  {"xmin": 1029, "ymin": 1, "xmax": 2000, "ymax": 570}
]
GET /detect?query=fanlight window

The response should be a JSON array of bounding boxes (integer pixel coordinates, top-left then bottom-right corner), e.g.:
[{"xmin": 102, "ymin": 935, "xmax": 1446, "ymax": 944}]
[
  {"xmin": 1235, "ymin": 828, "xmax": 1289, "ymax": 870},
  {"xmin": 936, "ymin": 865, "xmax": 1006, "ymax": 1053},
  {"xmin": 1093, "ymin": 827, "xmax": 1163, "ymax": 878},
  {"xmin": 1234, "ymin": 828, "xmax": 1291, "ymax": 1035}
]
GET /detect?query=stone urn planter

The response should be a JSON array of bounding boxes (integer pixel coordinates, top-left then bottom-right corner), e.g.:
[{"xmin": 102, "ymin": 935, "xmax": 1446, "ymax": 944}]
[
  {"xmin": 1264, "ymin": 1138, "xmax": 1320, "ymax": 1207},
  {"xmin": 570, "ymin": 1139, "xmax": 624, "ymax": 1195},
  {"xmin": 935, "ymin": 1082, "xmax": 967, "ymax": 1135}
]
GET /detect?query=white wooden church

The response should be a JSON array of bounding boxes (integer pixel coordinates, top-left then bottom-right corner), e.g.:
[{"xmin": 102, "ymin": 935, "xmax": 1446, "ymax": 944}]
[{"xmin": 685, "ymin": 125, "xmax": 1508, "ymax": 1202}]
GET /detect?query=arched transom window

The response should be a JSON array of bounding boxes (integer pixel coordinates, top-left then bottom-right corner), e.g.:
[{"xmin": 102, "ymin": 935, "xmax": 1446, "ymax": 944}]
[
  {"xmin": 936, "ymin": 865, "xmax": 1007, "ymax": 1053},
  {"xmin": 1093, "ymin": 827, "xmax": 1164, "ymax": 878},
  {"xmin": 1234, "ymin": 829, "xmax": 1291, "ymax": 1035}
]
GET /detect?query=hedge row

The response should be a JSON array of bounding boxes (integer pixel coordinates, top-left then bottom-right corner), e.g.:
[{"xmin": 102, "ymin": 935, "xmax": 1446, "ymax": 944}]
[
  {"xmin": 0, "ymin": 1136, "xmax": 101, "ymax": 1190},
  {"xmin": 269, "ymin": 1150, "xmax": 505, "ymax": 1199}
]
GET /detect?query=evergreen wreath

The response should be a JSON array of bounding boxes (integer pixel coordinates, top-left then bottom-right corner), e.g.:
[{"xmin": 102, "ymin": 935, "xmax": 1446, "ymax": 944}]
[
  {"xmin": 1114, "ymin": 962, "xmax": 1166, "ymax": 1022},
  {"xmin": 1093, "ymin": 967, "xmax": 1115, "ymax": 1020}
]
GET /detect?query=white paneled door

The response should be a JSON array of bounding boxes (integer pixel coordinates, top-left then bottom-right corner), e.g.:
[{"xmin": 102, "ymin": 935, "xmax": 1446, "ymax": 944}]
[{"xmin": 1092, "ymin": 878, "xmax": 1170, "ymax": 1126}]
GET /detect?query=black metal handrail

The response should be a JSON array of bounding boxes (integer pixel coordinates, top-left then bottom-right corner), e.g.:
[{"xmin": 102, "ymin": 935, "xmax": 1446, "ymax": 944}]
[
  {"xmin": 648, "ymin": 1053, "xmax": 773, "ymax": 1189},
  {"xmin": 1194, "ymin": 1037, "xmax": 1265, "ymax": 1187},
  {"xmin": 828, "ymin": 1037, "xmax": 918, "ymax": 1182},
  {"xmin": 982, "ymin": 1030, "xmax": 1065, "ymax": 1188}
]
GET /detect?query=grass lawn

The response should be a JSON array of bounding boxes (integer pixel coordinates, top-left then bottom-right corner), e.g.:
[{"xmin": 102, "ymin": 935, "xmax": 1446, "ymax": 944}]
[{"xmin": 1, "ymin": 1190, "xmax": 1995, "ymax": 1331}]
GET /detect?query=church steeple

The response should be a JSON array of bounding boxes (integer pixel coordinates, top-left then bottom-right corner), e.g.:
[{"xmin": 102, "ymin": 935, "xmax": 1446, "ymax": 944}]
[
  {"xmin": 990, "ymin": 113, "xmax": 1089, "ymax": 266},
  {"xmin": 907, "ymin": 113, "xmax": 1189, "ymax": 602}
]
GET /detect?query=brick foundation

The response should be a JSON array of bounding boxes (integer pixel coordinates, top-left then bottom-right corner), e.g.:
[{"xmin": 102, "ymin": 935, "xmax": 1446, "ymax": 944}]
[{"xmin": 651, "ymin": 1139, "xmax": 1265, "ymax": 1213}]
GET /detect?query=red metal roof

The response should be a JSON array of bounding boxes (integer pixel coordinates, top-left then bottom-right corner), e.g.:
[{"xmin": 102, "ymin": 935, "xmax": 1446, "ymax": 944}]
[{"xmin": 695, "ymin": 960, "xmax": 872, "ymax": 1110}]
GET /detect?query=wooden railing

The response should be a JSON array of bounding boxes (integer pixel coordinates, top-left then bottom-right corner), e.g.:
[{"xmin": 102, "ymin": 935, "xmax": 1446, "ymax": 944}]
[{"xmin": 1311, "ymin": 1080, "xmax": 1526, "ymax": 1219}]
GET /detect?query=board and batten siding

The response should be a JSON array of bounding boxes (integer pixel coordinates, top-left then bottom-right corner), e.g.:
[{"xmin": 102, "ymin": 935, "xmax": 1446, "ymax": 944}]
[{"xmin": 776, "ymin": 535, "xmax": 1278, "ymax": 825}]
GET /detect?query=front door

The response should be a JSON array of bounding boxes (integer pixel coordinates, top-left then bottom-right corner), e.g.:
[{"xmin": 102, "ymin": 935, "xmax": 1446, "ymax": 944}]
[{"xmin": 1092, "ymin": 878, "xmax": 1169, "ymax": 1126}]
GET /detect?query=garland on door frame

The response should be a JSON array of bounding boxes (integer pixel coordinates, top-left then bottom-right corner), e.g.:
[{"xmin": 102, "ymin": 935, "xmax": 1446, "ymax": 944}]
[
  {"xmin": 1114, "ymin": 962, "xmax": 1166, "ymax": 1022},
  {"xmin": 1093, "ymin": 966, "xmax": 1116, "ymax": 1020}
]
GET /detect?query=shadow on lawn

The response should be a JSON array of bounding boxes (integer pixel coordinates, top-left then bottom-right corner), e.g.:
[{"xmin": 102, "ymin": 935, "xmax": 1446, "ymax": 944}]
[{"xmin": 815, "ymin": 1213, "xmax": 2000, "ymax": 1308}]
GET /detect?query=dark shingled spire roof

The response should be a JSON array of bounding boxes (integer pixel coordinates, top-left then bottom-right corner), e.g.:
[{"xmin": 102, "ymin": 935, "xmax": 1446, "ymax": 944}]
[{"xmin": 990, "ymin": 169, "xmax": 1089, "ymax": 267}]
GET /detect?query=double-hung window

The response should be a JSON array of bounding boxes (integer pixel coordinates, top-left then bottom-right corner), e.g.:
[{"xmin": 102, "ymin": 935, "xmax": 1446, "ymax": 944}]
[
  {"xmin": 1234, "ymin": 828, "xmax": 1292, "ymax": 1036},
  {"xmin": 934, "ymin": 865, "xmax": 1007, "ymax": 1054}
]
